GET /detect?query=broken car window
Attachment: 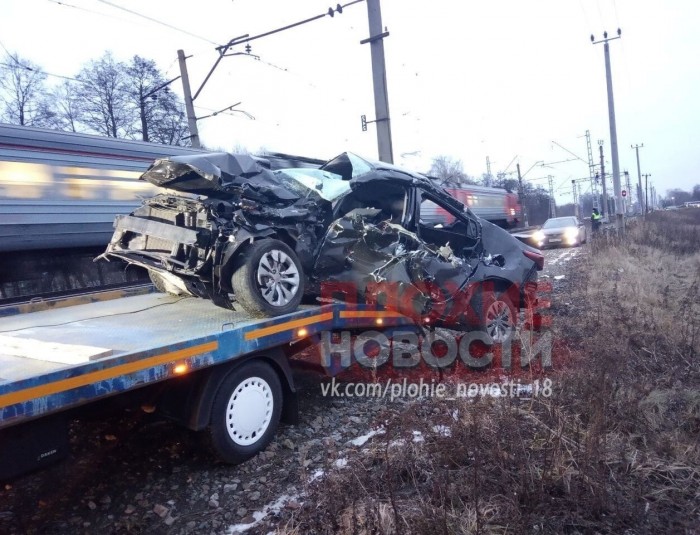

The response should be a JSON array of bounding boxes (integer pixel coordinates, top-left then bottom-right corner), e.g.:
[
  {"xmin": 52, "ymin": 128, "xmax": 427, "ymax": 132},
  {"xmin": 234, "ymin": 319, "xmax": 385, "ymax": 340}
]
[{"xmin": 418, "ymin": 191, "xmax": 479, "ymax": 256}]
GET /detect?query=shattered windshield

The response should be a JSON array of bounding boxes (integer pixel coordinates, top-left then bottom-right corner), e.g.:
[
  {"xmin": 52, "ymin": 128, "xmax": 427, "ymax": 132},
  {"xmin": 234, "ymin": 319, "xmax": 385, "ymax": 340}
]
[
  {"xmin": 319, "ymin": 152, "xmax": 374, "ymax": 180},
  {"xmin": 276, "ymin": 168, "xmax": 350, "ymax": 202}
]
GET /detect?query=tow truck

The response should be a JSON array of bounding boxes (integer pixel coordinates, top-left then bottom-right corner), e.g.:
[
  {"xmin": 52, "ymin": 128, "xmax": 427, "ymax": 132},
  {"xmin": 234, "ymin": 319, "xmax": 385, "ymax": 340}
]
[{"xmin": 0, "ymin": 291, "xmax": 411, "ymax": 479}]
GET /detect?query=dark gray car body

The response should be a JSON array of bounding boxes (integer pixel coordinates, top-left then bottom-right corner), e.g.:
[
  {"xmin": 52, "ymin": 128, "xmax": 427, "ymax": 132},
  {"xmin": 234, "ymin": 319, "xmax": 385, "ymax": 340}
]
[{"xmin": 101, "ymin": 152, "xmax": 542, "ymax": 328}]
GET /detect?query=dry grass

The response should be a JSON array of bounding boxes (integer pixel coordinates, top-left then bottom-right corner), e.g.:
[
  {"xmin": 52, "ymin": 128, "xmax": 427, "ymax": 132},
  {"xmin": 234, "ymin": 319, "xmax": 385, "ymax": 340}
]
[{"xmin": 281, "ymin": 210, "xmax": 700, "ymax": 534}]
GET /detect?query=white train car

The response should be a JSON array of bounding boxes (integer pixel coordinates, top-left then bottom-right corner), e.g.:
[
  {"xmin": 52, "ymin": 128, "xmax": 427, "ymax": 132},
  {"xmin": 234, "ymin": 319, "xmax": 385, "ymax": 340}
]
[
  {"xmin": 0, "ymin": 124, "xmax": 204, "ymax": 252},
  {"xmin": 0, "ymin": 124, "xmax": 325, "ymax": 252}
]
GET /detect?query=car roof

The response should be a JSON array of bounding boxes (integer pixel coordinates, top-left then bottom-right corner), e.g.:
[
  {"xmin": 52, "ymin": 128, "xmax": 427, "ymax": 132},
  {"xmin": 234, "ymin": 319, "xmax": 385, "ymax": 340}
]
[
  {"xmin": 546, "ymin": 216, "xmax": 577, "ymax": 222},
  {"xmin": 321, "ymin": 152, "xmax": 468, "ymax": 213}
]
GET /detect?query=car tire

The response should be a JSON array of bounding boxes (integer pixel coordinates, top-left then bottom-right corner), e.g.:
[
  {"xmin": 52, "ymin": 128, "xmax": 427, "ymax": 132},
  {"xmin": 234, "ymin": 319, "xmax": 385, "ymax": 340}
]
[
  {"xmin": 472, "ymin": 286, "xmax": 517, "ymax": 344},
  {"xmin": 231, "ymin": 239, "xmax": 304, "ymax": 317},
  {"xmin": 149, "ymin": 271, "xmax": 184, "ymax": 296},
  {"xmin": 207, "ymin": 361, "xmax": 282, "ymax": 464}
]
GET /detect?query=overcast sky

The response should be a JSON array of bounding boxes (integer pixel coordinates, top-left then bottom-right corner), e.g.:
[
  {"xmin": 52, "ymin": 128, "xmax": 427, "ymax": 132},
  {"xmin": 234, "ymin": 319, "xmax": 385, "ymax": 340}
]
[{"xmin": 2, "ymin": 0, "xmax": 699, "ymax": 202}]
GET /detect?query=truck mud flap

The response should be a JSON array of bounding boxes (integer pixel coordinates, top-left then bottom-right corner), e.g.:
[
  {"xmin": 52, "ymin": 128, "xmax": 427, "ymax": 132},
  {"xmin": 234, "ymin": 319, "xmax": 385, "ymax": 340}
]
[{"xmin": 0, "ymin": 416, "xmax": 69, "ymax": 480}]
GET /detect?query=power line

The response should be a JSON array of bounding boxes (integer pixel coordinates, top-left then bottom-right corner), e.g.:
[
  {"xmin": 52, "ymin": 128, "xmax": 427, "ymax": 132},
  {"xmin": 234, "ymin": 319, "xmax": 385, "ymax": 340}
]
[
  {"xmin": 0, "ymin": 58, "xmax": 84, "ymax": 85},
  {"xmin": 612, "ymin": 0, "xmax": 621, "ymax": 28},
  {"xmin": 94, "ymin": 0, "xmax": 221, "ymax": 46},
  {"xmin": 46, "ymin": 0, "xmax": 136, "ymax": 25},
  {"xmin": 577, "ymin": 0, "xmax": 593, "ymax": 33}
]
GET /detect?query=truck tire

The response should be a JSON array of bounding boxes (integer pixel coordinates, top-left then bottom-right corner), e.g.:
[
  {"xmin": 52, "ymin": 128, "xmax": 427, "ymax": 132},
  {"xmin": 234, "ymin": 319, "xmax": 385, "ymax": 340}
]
[
  {"xmin": 207, "ymin": 361, "xmax": 282, "ymax": 464},
  {"xmin": 231, "ymin": 239, "xmax": 304, "ymax": 317}
]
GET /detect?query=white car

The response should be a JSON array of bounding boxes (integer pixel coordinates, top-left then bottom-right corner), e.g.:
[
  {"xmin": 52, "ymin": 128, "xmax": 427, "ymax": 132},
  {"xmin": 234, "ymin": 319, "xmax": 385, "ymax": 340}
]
[{"xmin": 532, "ymin": 216, "xmax": 587, "ymax": 248}]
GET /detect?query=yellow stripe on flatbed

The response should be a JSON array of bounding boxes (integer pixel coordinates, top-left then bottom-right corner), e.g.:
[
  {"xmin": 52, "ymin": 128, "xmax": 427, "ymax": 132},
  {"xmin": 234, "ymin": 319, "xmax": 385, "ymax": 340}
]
[
  {"xmin": 0, "ymin": 341, "xmax": 218, "ymax": 408},
  {"xmin": 244, "ymin": 312, "xmax": 334, "ymax": 341},
  {"xmin": 339, "ymin": 310, "xmax": 406, "ymax": 319}
]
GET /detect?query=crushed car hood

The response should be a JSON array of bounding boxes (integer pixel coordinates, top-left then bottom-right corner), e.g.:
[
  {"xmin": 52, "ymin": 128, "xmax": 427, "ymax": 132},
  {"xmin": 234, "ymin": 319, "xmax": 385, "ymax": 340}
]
[{"xmin": 140, "ymin": 152, "xmax": 350, "ymax": 203}]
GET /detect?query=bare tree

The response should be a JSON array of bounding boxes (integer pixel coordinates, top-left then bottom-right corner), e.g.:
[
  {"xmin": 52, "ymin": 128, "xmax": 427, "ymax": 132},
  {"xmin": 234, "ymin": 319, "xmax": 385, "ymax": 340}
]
[
  {"xmin": 123, "ymin": 56, "xmax": 190, "ymax": 145},
  {"xmin": 48, "ymin": 80, "xmax": 83, "ymax": 132},
  {"xmin": 522, "ymin": 184, "xmax": 552, "ymax": 225},
  {"xmin": 665, "ymin": 188, "xmax": 693, "ymax": 206},
  {"xmin": 0, "ymin": 52, "xmax": 53, "ymax": 126},
  {"xmin": 148, "ymin": 103, "xmax": 190, "ymax": 146},
  {"xmin": 428, "ymin": 155, "xmax": 476, "ymax": 187},
  {"xmin": 75, "ymin": 52, "xmax": 134, "ymax": 138},
  {"xmin": 492, "ymin": 173, "xmax": 519, "ymax": 192}
]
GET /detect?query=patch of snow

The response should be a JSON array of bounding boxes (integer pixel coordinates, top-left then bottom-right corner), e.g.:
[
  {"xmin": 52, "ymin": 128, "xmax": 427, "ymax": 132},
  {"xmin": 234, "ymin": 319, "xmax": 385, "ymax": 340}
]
[
  {"xmin": 549, "ymin": 251, "xmax": 571, "ymax": 265},
  {"xmin": 554, "ymin": 275, "xmax": 565, "ymax": 280},
  {"xmin": 334, "ymin": 458, "xmax": 348, "ymax": 469},
  {"xmin": 308, "ymin": 469, "xmax": 325, "ymax": 483},
  {"xmin": 412, "ymin": 430, "xmax": 425, "ymax": 443},
  {"xmin": 350, "ymin": 427, "xmax": 385, "ymax": 447},
  {"xmin": 432, "ymin": 425, "xmax": 452, "ymax": 437},
  {"xmin": 227, "ymin": 494, "xmax": 299, "ymax": 534}
]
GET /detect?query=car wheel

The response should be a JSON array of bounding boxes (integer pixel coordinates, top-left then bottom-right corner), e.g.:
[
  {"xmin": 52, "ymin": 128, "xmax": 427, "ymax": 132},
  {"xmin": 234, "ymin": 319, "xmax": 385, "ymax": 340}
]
[
  {"xmin": 149, "ymin": 271, "xmax": 184, "ymax": 296},
  {"xmin": 472, "ymin": 287, "xmax": 517, "ymax": 344},
  {"xmin": 207, "ymin": 361, "xmax": 282, "ymax": 464},
  {"xmin": 231, "ymin": 239, "xmax": 304, "ymax": 317}
]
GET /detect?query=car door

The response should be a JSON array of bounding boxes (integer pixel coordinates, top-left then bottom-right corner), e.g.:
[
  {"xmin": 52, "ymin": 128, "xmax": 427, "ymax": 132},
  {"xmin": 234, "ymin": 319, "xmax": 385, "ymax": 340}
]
[
  {"xmin": 415, "ymin": 188, "xmax": 481, "ymax": 261},
  {"xmin": 395, "ymin": 187, "xmax": 483, "ymax": 307}
]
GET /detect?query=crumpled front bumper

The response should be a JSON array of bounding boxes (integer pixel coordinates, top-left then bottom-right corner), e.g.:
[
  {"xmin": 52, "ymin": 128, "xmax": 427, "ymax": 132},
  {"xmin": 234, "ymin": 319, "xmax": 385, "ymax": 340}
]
[{"xmin": 102, "ymin": 214, "xmax": 207, "ymax": 276}]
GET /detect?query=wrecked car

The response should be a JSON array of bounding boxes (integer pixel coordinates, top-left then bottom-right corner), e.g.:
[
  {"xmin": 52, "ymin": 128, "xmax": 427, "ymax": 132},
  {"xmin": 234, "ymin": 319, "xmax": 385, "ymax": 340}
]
[{"xmin": 101, "ymin": 152, "xmax": 543, "ymax": 341}]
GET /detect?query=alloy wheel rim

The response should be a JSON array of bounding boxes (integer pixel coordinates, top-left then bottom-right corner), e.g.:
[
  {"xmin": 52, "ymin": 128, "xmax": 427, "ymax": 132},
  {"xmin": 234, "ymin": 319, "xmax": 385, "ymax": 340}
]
[
  {"xmin": 256, "ymin": 249, "xmax": 300, "ymax": 306},
  {"xmin": 485, "ymin": 300, "xmax": 514, "ymax": 343}
]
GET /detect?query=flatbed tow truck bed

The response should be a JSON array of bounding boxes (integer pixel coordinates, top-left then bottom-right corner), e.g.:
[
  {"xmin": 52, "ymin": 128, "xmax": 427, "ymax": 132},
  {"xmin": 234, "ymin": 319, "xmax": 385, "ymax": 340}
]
[{"xmin": 0, "ymin": 293, "xmax": 410, "ymax": 478}]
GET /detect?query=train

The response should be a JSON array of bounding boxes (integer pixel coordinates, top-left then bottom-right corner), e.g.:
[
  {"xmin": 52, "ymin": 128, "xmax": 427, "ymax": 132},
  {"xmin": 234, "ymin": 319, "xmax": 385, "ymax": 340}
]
[
  {"xmin": 0, "ymin": 124, "xmax": 324, "ymax": 252},
  {"xmin": 0, "ymin": 123, "xmax": 521, "ymax": 254},
  {"xmin": 445, "ymin": 185, "xmax": 521, "ymax": 228},
  {"xmin": 0, "ymin": 123, "xmax": 206, "ymax": 252}
]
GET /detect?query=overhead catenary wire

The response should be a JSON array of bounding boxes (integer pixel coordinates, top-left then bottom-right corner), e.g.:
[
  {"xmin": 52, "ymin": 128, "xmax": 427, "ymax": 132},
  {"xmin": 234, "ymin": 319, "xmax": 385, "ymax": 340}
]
[
  {"xmin": 46, "ymin": 0, "xmax": 139, "ymax": 26},
  {"xmin": 94, "ymin": 0, "xmax": 221, "ymax": 46},
  {"xmin": 0, "ymin": 58, "xmax": 85, "ymax": 85}
]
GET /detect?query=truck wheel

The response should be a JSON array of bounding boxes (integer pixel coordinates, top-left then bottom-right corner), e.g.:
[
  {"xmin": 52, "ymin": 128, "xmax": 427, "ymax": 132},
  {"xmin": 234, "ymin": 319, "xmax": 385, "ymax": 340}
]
[
  {"xmin": 207, "ymin": 361, "xmax": 282, "ymax": 464},
  {"xmin": 471, "ymin": 286, "xmax": 517, "ymax": 344},
  {"xmin": 231, "ymin": 239, "xmax": 304, "ymax": 317}
]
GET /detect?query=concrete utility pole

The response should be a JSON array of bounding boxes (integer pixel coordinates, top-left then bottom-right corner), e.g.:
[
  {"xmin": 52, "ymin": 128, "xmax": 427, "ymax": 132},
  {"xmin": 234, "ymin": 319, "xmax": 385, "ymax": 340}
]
[
  {"xmin": 177, "ymin": 49, "xmax": 201, "ymax": 148},
  {"xmin": 362, "ymin": 0, "xmax": 393, "ymax": 163},
  {"xmin": 598, "ymin": 141, "xmax": 607, "ymax": 218},
  {"xmin": 643, "ymin": 173, "xmax": 652, "ymax": 214},
  {"xmin": 585, "ymin": 130, "xmax": 600, "ymax": 209},
  {"xmin": 516, "ymin": 163, "xmax": 529, "ymax": 226},
  {"xmin": 631, "ymin": 143, "xmax": 644, "ymax": 216},
  {"xmin": 572, "ymin": 180, "xmax": 579, "ymax": 218},
  {"xmin": 548, "ymin": 175, "xmax": 556, "ymax": 218},
  {"xmin": 624, "ymin": 170, "xmax": 631, "ymax": 214},
  {"xmin": 592, "ymin": 30, "xmax": 624, "ymax": 235}
]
